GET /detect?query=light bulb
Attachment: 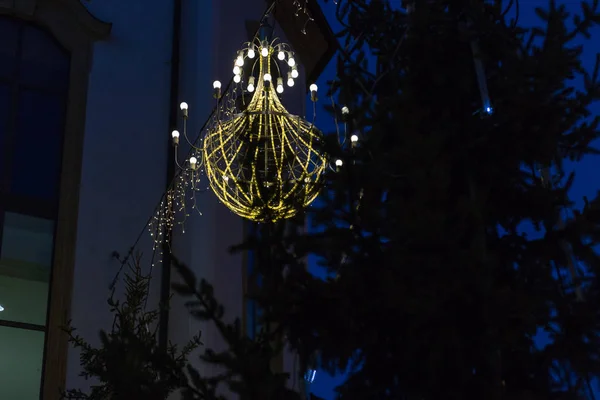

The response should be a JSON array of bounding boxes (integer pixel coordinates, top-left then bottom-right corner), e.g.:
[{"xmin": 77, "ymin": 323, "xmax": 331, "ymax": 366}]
[
  {"xmin": 261, "ymin": 47, "xmax": 269, "ymax": 57},
  {"xmin": 190, "ymin": 157, "xmax": 198, "ymax": 167},
  {"xmin": 350, "ymin": 134, "xmax": 358, "ymax": 143},
  {"xmin": 287, "ymin": 78, "xmax": 295, "ymax": 87},
  {"xmin": 247, "ymin": 48, "xmax": 255, "ymax": 59},
  {"xmin": 263, "ymin": 73, "xmax": 272, "ymax": 82},
  {"xmin": 235, "ymin": 55, "xmax": 244, "ymax": 67},
  {"xmin": 247, "ymin": 84, "xmax": 255, "ymax": 92},
  {"xmin": 233, "ymin": 66, "xmax": 241, "ymax": 75},
  {"xmin": 277, "ymin": 51, "xmax": 285, "ymax": 60},
  {"xmin": 0, "ymin": 304, "xmax": 4, "ymax": 312},
  {"xmin": 291, "ymin": 67, "xmax": 299, "ymax": 78},
  {"xmin": 213, "ymin": 80, "xmax": 221, "ymax": 89},
  {"xmin": 223, "ymin": 175, "xmax": 229, "ymax": 182},
  {"xmin": 277, "ymin": 84, "xmax": 284, "ymax": 93},
  {"xmin": 342, "ymin": 106, "xmax": 349, "ymax": 115},
  {"xmin": 288, "ymin": 57, "xmax": 296, "ymax": 67},
  {"xmin": 179, "ymin": 102, "xmax": 188, "ymax": 110},
  {"xmin": 309, "ymin": 83, "xmax": 318, "ymax": 92},
  {"xmin": 335, "ymin": 159, "xmax": 343, "ymax": 167},
  {"xmin": 171, "ymin": 130, "xmax": 180, "ymax": 139},
  {"xmin": 233, "ymin": 74, "xmax": 241, "ymax": 83}
]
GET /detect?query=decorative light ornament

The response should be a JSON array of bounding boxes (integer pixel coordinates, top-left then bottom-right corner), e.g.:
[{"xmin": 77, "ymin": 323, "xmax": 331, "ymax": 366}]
[
  {"xmin": 203, "ymin": 38, "xmax": 327, "ymax": 222},
  {"xmin": 291, "ymin": 66, "xmax": 299, "ymax": 78},
  {"xmin": 233, "ymin": 74, "xmax": 241, "ymax": 83},
  {"xmin": 235, "ymin": 51, "xmax": 245, "ymax": 67},
  {"xmin": 247, "ymin": 48, "xmax": 256, "ymax": 59}
]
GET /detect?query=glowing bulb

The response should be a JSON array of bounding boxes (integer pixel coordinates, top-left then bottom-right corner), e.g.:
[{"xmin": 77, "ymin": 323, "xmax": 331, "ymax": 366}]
[
  {"xmin": 235, "ymin": 56, "xmax": 244, "ymax": 67},
  {"xmin": 335, "ymin": 159, "xmax": 343, "ymax": 167},
  {"xmin": 233, "ymin": 66, "xmax": 241, "ymax": 75},
  {"xmin": 288, "ymin": 57, "xmax": 296, "ymax": 67},
  {"xmin": 233, "ymin": 74, "xmax": 241, "ymax": 83},
  {"xmin": 342, "ymin": 106, "xmax": 349, "ymax": 115},
  {"xmin": 309, "ymin": 83, "xmax": 318, "ymax": 92},
  {"xmin": 247, "ymin": 84, "xmax": 255, "ymax": 92},
  {"xmin": 247, "ymin": 48, "xmax": 255, "ymax": 59},
  {"xmin": 179, "ymin": 102, "xmax": 188, "ymax": 110},
  {"xmin": 213, "ymin": 80, "xmax": 221, "ymax": 89},
  {"xmin": 189, "ymin": 157, "xmax": 198, "ymax": 168},
  {"xmin": 291, "ymin": 67, "xmax": 299, "ymax": 79},
  {"xmin": 0, "ymin": 305, "xmax": 4, "ymax": 312},
  {"xmin": 277, "ymin": 51, "xmax": 285, "ymax": 60},
  {"xmin": 171, "ymin": 130, "xmax": 180, "ymax": 139},
  {"xmin": 350, "ymin": 134, "xmax": 358, "ymax": 143},
  {"xmin": 287, "ymin": 78, "xmax": 295, "ymax": 87},
  {"xmin": 223, "ymin": 175, "xmax": 229, "ymax": 182},
  {"xmin": 277, "ymin": 84, "xmax": 284, "ymax": 93},
  {"xmin": 263, "ymin": 73, "xmax": 272, "ymax": 82},
  {"xmin": 261, "ymin": 47, "xmax": 269, "ymax": 57}
]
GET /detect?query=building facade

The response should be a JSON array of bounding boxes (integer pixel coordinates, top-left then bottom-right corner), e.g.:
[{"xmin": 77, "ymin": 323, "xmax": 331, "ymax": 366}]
[{"xmin": 0, "ymin": 0, "xmax": 334, "ymax": 398}]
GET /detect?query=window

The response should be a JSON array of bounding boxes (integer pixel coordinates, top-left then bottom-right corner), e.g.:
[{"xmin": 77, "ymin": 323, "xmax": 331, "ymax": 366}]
[{"xmin": 0, "ymin": 15, "xmax": 70, "ymax": 399}]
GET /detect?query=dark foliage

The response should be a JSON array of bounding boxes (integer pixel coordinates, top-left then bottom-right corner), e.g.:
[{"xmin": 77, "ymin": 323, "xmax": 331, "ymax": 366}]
[
  {"xmin": 232, "ymin": 1, "xmax": 600, "ymax": 399},
  {"xmin": 63, "ymin": 254, "xmax": 200, "ymax": 400},
  {"xmin": 171, "ymin": 256, "xmax": 302, "ymax": 400}
]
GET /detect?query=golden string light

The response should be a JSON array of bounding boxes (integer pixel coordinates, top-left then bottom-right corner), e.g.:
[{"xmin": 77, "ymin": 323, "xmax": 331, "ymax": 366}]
[{"xmin": 203, "ymin": 37, "xmax": 327, "ymax": 222}]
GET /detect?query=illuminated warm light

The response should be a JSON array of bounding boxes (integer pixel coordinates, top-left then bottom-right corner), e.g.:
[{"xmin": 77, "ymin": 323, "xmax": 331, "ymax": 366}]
[
  {"xmin": 261, "ymin": 46, "xmax": 269, "ymax": 57},
  {"xmin": 235, "ymin": 54, "xmax": 244, "ymax": 67},
  {"xmin": 180, "ymin": 102, "xmax": 188, "ymax": 110},
  {"xmin": 350, "ymin": 134, "xmax": 358, "ymax": 143},
  {"xmin": 277, "ymin": 51, "xmax": 285, "ymax": 60},
  {"xmin": 190, "ymin": 157, "xmax": 198, "ymax": 167},
  {"xmin": 213, "ymin": 80, "xmax": 221, "ymax": 89},
  {"xmin": 247, "ymin": 48, "xmax": 256, "ymax": 59},
  {"xmin": 288, "ymin": 57, "xmax": 296, "ymax": 67},
  {"xmin": 309, "ymin": 83, "xmax": 318, "ymax": 92},
  {"xmin": 342, "ymin": 106, "xmax": 349, "ymax": 115},
  {"xmin": 233, "ymin": 66, "xmax": 241, "ymax": 75},
  {"xmin": 204, "ymin": 38, "xmax": 327, "ymax": 222},
  {"xmin": 291, "ymin": 67, "xmax": 299, "ymax": 78},
  {"xmin": 335, "ymin": 159, "xmax": 343, "ymax": 167},
  {"xmin": 233, "ymin": 74, "xmax": 241, "ymax": 83},
  {"xmin": 0, "ymin": 305, "xmax": 4, "ymax": 312},
  {"xmin": 171, "ymin": 130, "xmax": 180, "ymax": 139}
]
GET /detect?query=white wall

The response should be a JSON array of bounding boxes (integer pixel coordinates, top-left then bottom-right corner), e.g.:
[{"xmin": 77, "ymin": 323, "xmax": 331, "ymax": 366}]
[{"xmin": 67, "ymin": 0, "xmax": 174, "ymax": 391}]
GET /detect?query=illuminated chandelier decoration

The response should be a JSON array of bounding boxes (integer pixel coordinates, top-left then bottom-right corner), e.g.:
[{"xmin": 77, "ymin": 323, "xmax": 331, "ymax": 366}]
[{"xmin": 202, "ymin": 37, "xmax": 328, "ymax": 222}]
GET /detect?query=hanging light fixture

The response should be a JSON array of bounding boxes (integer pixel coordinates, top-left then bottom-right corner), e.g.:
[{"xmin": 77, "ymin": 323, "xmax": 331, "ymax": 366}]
[{"xmin": 201, "ymin": 37, "xmax": 327, "ymax": 222}]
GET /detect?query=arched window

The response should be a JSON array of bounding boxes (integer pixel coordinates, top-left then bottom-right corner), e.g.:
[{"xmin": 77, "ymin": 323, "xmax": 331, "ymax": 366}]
[{"xmin": 0, "ymin": 16, "xmax": 70, "ymax": 399}]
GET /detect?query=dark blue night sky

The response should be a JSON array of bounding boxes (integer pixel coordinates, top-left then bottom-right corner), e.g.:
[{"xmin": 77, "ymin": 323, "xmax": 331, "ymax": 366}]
[{"xmin": 305, "ymin": 1, "xmax": 600, "ymax": 398}]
